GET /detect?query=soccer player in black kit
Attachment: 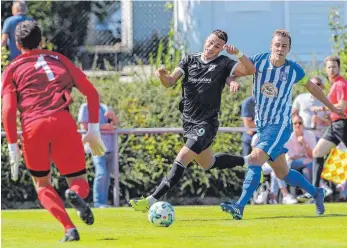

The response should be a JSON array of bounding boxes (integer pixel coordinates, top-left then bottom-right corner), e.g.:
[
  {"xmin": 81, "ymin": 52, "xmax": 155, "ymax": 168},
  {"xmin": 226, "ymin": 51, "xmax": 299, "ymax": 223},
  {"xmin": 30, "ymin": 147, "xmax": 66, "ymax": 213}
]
[{"xmin": 130, "ymin": 30, "xmax": 256, "ymax": 211}]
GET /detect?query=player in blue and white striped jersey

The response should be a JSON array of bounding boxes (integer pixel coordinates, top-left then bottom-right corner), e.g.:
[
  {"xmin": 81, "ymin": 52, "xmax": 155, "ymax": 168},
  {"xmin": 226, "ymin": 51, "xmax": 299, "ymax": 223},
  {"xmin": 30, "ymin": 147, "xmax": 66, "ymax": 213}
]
[
  {"xmin": 251, "ymin": 52, "xmax": 304, "ymax": 128},
  {"xmin": 221, "ymin": 29, "xmax": 345, "ymax": 220}
]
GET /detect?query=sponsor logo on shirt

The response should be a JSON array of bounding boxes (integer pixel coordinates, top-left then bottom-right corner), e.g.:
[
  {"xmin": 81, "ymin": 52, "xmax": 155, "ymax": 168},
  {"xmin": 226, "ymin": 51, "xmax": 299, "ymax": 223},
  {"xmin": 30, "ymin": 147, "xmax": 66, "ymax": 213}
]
[
  {"xmin": 280, "ymin": 71, "xmax": 288, "ymax": 81},
  {"xmin": 208, "ymin": 64, "xmax": 216, "ymax": 72},
  {"xmin": 188, "ymin": 77, "xmax": 212, "ymax": 84},
  {"xmin": 261, "ymin": 82, "xmax": 278, "ymax": 98}
]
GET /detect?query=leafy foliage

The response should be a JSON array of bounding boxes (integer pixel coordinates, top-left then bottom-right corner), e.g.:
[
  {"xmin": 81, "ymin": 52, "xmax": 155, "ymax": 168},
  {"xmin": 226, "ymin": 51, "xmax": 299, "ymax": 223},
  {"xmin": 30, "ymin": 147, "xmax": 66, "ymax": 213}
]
[
  {"xmin": 1, "ymin": 1, "xmax": 92, "ymax": 58},
  {"xmin": 328, "ymin": 7, "xmax": 347, "ymax": 78},
  {"xmin": 1, "ymin": 62, "xmax": 250, "ymax": 208},
  {"xmin": 4, "ymin": 5, "xmax": 344, "ymax": 209}
]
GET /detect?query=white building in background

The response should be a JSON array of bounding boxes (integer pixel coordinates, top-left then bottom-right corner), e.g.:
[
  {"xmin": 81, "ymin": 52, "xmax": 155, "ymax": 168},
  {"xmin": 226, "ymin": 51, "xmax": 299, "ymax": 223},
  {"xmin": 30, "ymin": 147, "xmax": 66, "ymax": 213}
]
[{"xmin": 174, "ymin": 0, "xmax": 347, "ymax": 62}]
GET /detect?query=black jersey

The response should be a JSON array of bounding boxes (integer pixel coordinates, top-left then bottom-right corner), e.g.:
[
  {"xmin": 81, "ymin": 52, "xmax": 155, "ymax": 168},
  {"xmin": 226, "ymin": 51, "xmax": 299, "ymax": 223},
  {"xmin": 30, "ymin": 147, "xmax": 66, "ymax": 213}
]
[{"xmin": 178, "ymin": 53, "xmax": 238, "ymax": 124}]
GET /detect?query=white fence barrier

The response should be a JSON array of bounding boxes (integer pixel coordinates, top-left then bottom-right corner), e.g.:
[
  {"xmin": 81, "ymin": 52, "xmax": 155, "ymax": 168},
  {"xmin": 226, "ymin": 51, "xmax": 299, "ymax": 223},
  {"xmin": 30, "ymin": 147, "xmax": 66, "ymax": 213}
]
[{"xmin": 1, "ymin": 127, "xmax": 251, "ymax": 207}]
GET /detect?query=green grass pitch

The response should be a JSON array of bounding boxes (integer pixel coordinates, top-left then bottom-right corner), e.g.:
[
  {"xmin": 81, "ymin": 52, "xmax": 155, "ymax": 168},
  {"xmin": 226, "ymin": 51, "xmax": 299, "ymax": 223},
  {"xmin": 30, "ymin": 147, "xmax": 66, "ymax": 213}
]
[{"xmin": 2, "ymin": 204, "xmax": 347, "ymax": 248}]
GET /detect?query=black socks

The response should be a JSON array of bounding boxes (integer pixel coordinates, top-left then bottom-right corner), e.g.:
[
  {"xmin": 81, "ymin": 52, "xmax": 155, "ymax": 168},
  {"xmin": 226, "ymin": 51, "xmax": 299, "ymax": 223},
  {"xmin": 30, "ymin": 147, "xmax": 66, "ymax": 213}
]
[{"xmin": 152, "ymin": 161, "xmax": 186, "ymax": 199}]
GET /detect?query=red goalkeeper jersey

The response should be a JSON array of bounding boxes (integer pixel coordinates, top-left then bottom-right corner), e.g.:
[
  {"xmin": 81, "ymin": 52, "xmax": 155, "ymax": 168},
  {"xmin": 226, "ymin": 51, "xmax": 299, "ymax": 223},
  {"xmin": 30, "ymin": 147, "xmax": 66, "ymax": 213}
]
[{"xmin": 1, "ymin": 49, "xmax": 99, "ymax": 143}]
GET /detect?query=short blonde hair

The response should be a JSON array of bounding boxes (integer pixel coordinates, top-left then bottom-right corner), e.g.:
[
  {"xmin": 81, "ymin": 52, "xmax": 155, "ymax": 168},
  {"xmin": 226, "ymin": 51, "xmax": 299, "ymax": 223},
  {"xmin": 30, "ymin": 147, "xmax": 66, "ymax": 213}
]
[
  {"xmin": 324, "ymin": 56, "xmax": 340, "ymax": 68},
  {"xmin": 272, "ymin": 29, "xmax": 291, "ymax": 48}
]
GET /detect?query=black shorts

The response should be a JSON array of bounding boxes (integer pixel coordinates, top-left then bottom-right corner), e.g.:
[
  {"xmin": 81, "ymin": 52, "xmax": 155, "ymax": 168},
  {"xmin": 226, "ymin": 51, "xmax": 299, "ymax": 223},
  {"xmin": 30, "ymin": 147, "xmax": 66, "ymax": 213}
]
[
  {"xmin": 183, "ymin": 121, "xmax": 219, "ymax": 154},
  {"xmin": 322, "ymin": 119, "xmax": 347, "ymax": 146}
]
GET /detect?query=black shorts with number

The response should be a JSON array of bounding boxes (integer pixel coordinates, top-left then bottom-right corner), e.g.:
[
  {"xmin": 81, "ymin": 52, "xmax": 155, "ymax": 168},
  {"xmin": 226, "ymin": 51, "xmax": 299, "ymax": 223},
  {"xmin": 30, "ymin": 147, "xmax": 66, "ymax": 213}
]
[
  {"xmin": 322, "ymin": 119, "xmax": 347, "ymax": 146},
  {"xmin": 183, "ymin": 120, "xmax": 219, "ymax": 154}
]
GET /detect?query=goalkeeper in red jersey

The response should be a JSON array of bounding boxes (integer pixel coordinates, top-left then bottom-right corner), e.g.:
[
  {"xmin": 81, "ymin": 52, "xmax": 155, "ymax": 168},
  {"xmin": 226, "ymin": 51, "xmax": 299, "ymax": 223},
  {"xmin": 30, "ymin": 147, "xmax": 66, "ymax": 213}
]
[{"xmin": 1, "ymin": 20, "xmax": 106, "ymax": 242}]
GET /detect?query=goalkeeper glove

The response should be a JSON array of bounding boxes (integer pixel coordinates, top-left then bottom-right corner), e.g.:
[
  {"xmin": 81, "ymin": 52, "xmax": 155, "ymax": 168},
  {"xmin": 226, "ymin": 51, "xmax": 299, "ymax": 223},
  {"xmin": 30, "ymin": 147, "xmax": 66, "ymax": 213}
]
[
  {"xmin": 82, "ymin": 123, "xmax": 107, "ymax": 156},
  {"xmin": 8, "ymin": 143, "xmax": 20, "ymax": 181}
]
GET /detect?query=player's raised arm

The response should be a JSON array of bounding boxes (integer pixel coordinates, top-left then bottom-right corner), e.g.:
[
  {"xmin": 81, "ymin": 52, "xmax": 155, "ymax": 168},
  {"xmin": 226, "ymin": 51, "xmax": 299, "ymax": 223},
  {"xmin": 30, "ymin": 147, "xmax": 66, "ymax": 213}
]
[
  {"xmin": 224, "ymin": 45, "xmax": 256, "ymax": 77},
  {"xmin": 304, "ymin": 79, "xmax": 346, "ymax": 119},
  {"xmin": 155, "ymin": 67, "xmax": 183, "ymax": 88}
]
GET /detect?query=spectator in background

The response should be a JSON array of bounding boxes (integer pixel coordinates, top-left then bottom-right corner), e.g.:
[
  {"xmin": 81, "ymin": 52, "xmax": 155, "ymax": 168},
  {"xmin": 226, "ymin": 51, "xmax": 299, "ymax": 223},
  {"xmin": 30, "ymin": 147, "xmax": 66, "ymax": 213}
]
[
  {"xmin": 311, "ymin": 56, "xmax": 347, "ymax": 200},
  {"xmin": 241, "ymin": 95, "xmax": 256, "ymax": 156},
  {"xmin": 292, "ymin": 76, "xmax": 330, "ymax": 138},
  {"xmin": 1, "ymin": 1, "xmax": 33, "ymax": 61},
  {"xmin": 78, "ymin": 103, "xmax": 119, "ymax": 208},
  {"xmin": 285, "ymin": 114, "xmax": 317, "ymax": 183}
]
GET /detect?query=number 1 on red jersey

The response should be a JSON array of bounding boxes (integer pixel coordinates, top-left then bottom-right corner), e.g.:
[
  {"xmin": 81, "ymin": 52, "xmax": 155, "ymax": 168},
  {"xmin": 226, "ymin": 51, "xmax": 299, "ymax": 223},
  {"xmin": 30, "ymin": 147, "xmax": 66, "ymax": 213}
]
[{"xmin": 35, "ymin": 55, "xmax": 56, "ymax": 81}]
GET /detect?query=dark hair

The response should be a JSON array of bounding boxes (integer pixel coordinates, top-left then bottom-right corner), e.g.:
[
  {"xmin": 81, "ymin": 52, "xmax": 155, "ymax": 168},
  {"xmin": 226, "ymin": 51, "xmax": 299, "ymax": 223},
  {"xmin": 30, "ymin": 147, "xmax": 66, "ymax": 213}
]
[
  {"xmin": 324, "ymin": 56, "xmax": 340, "ymax": 68},
  {"xmin": 15, "ymin": 20, "xmax": 41, "ymax": 50},
  {"xmin": 291, "ymin": 113, "xmax": 303, "ymax": 121},
  {"xmin": 212, "ymin": 30, "xmax": 228, "ymax": 43},
  {"xmin": 272, "ymin": 29, "xmax": 291, "ymax": 48},
  {"xmin": 308, "ymin": 76, "xmax": 324, "ymax": 85}
]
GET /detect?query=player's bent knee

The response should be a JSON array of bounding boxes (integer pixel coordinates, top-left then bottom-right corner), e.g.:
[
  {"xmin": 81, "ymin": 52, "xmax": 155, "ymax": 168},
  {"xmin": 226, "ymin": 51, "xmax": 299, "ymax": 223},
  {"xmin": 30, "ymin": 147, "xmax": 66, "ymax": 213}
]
[
  {"xmin": 176, "ymin": 147, "xmax": 196, "ymax": 166},
  {"xmin": 64, "ymin": 169, "xmax": 87, "ymax": 178},
  {"xmin": 248, "ymin": 149, "xmax": 267, "ymax": 165},
  {"xmin": 32, "ymin": 175, "xmax": 51, "ymax": 190},
  {"xmin": 272, "ymin": 167, "xmax": 289, "ymax": 180},
  {"xmin": 312, "ymin": 147, "xmax": 320, "ymax": 158},
  {"xmin": 197, "ymin": 157, "xmax": 215, "ymax": 170},
  {"xmin": 312, "ymin": 147, "xmax": 328, "ymax": 158},
  {"xmin": 28, "ymin": 169, "xmax": 50, "ymax": 178},
  {"xmin": 65, "ymin": 171, "xmax": 87, "ymax": 186},
  {"xmin": 274, "ymin": 172, "xmax": 286, "ymax": 180},
  {"xmin": 200, "ymin": 161, "xmax": 214, "ymax": 171}
]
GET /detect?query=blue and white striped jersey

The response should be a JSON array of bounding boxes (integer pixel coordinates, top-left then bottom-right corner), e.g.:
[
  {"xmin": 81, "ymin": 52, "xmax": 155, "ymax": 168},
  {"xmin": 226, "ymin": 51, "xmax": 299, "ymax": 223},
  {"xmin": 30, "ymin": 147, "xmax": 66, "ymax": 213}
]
[{"xmin": 250, "ymin": 53, "xmax": 305, "ymax": 127}]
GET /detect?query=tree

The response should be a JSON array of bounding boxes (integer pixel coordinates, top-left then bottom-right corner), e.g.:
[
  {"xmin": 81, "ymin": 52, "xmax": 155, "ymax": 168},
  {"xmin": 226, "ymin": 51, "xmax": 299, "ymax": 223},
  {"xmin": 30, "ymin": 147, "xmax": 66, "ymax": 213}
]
[{"xmin": 328, "ymin": 7, "xmax": 347, "ymax": 77}]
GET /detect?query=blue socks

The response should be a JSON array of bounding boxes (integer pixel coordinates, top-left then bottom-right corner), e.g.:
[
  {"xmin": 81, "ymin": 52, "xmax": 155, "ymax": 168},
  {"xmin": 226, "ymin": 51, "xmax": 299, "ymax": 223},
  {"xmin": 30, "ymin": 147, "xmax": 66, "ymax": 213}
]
[
  {"xmin": 283, "ymin": 169, "xmax": 317, "ymax": 197},
  {"xmin": 236, "ymin": 167, "xmax": 317, "ymax": 208},
  {"xmin": 237, "ymin": 165, "xmax": 262, "ymax": 207}
]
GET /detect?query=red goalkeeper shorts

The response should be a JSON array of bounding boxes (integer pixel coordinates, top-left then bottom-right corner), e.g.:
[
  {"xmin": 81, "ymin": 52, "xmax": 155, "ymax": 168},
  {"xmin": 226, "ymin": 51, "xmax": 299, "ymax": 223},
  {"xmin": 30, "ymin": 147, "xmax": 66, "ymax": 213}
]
[{"xmin": 22, "ymin": 111, "xmax": 86, "ymax": 177}]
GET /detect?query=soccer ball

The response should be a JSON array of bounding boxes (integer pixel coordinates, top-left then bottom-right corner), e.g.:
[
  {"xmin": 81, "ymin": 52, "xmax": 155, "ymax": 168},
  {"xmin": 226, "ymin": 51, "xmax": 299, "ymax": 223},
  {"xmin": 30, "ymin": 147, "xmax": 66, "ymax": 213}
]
[{"xmin": 148, "ymin": 201, "xmax": 175, "ymax": 227}]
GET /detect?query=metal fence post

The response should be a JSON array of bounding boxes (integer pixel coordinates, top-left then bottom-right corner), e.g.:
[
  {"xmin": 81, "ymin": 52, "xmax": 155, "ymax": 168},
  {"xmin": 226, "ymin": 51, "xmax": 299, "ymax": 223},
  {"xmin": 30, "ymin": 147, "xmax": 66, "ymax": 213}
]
[
  {"xmin": 113, "ymin": 129, "xmax": 120, "ymax": 207},
  {"xmin": 1, "ymin": 127, "xmax": 254, "ymax": 208}
]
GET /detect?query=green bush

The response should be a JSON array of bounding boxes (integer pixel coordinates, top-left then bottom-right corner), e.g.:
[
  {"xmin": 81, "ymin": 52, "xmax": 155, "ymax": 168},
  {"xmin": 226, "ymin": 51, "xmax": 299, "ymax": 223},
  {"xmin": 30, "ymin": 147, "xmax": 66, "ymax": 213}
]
[
  {"xmin": 329, "ymin": 7, "xmax": 347, "ymax": 78},
  {"xmin": 1, "ymin": 71, "xmax": 253, "ymax": 208},
  {"xmin": 5, "ymin": 6, "xmax": 346, "ymax": 208},
  {"xmin": 0, "ymin": 44, "xmax": 320, "ymax": 208}
]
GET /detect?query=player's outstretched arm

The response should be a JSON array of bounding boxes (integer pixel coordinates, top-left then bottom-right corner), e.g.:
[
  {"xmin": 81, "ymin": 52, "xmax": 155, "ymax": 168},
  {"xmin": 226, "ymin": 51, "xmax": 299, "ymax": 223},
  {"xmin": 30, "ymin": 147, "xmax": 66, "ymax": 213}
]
[
  {"xmin": 2, "ymin": 92, "xmax": 20, "ymax": 181},
  {"xmin": 224, "ymin": 45, "xmax": 256, "ymax": 77},
  {"xmin": 305, "ymin": 80, "xmax": 346, "ymax": 119},
  {"xmin": 155, "ymin": 67, "xmax": 183, "ymax": 88}
]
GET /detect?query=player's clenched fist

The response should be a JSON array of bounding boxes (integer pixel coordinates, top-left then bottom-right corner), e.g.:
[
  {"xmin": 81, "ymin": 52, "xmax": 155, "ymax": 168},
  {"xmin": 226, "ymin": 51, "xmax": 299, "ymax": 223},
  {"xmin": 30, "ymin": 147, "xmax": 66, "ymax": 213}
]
[
  {"xmin": 155, "ymin": 68, "xmax": 169, "ymax": 77},
  {"xmin": 223, "ymin": 45, "xmax": 240, "ymax": 55},
  {"xmin": 82, "ymin": 123, "xmax": 106, "ymax": 156}
]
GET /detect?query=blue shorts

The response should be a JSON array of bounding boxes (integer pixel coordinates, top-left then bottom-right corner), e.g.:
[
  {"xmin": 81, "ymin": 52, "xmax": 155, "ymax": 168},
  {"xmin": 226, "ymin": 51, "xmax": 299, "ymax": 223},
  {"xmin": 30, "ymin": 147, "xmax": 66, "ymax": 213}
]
[{"xmin": 255, "ymin": 124, "xmax": 293, "ymax": 161}]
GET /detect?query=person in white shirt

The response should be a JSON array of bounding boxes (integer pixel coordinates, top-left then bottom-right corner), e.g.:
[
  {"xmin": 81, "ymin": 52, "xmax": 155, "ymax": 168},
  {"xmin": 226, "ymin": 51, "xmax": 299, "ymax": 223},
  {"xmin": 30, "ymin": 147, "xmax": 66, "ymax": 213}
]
[{"xmin": 292, "ymin": 76, "xmax": 330, "ymax": 138}]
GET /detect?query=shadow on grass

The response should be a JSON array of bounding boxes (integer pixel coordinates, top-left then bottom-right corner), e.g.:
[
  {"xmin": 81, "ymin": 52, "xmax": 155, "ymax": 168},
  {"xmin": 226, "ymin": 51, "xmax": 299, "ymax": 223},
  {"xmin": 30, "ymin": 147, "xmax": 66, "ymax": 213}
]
[
  {"xmin": 97, "ymin": 237, "xmax": 118, "ymax": 241},
  {"xmin": 179, "ymin": 214, "xmax": 347, "ymax": 222},
  {"xmin": 179, "ymin": 218, "xmax": 232, "ymax": 222},
  {"xmin": 253, "ymin": 213, "xmax": 347, "ymax": 220}
]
